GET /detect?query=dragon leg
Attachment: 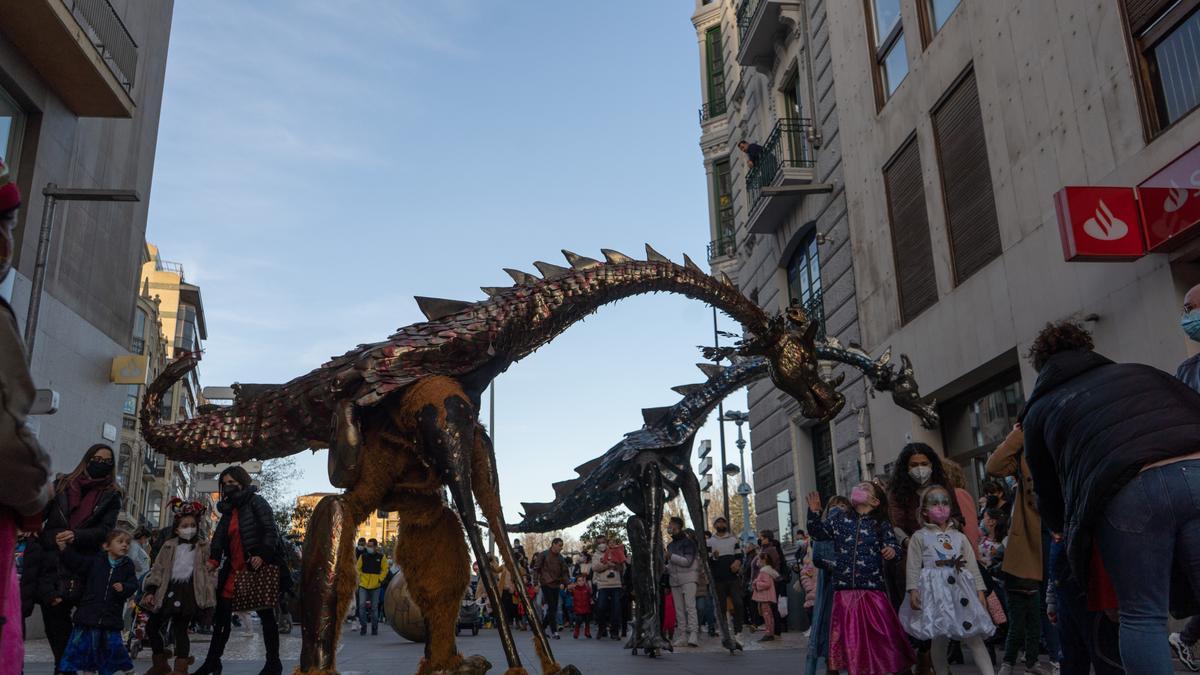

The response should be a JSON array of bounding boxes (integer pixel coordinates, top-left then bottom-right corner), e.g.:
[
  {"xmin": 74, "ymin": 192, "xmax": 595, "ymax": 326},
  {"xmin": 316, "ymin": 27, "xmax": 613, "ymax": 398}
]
[
  {"xmin": 624, "ymin": 464, "xmax": 671, "ymax": 657},
  {"xmin": 469, "ymin": 428, "xmax": 577, "ymax": 675},
  {"xmin": 297, "ymin": 481, "xmax": 384, "ymax": 673},
  {"xmin": 677, "ymin": 467, "xmax": 742, "ymax": 653}
]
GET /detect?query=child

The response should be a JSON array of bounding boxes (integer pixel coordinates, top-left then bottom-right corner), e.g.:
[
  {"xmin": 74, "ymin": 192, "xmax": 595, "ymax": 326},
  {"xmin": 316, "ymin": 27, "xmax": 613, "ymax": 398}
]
[
  {"xmin": 571, "ymin": 576, "xmax": 593, "ymax": 638},
  {"xmin": 898, "ymin": 486, "xmax": 996, "ymax": 675},
  {"xmin": 56, "ymin": 529, "xmax": 137, "ymax": 675},
  {"xmin": 807, "ymin": 482, "xmax": 915, "ymax": 675},
  {"xmin": 751, "ymin": 550, "xmax": 779, "ymax": 642},
  {"xmin": 660, "ymin": 571, "xmax": 676, "ymax": 641},
  {"xmin": 804, "ymin": 495, "xmax": 851, "ymax": 675},
  {"xmin": 142, "ymin": 499, "xmax": 215, "ymax": 675}
]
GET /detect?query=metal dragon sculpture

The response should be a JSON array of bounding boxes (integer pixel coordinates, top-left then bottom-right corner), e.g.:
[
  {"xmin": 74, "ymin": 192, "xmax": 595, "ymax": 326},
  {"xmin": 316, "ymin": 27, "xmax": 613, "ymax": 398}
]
[
  {"xmin": 141, "ymin": 246, "xmax": 849, "ymax": 675},
  {"xmin": 508, "ymin": 341, "xmax": 937, "ymax": 658}
]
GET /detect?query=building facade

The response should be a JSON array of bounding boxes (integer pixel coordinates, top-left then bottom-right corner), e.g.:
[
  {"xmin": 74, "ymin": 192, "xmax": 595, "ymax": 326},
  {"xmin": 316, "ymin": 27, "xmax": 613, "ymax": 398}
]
[
  {"xmin": 0, "ymin": 0, "xmax": 175, "ymax": 478},
  {"xmin": 691, "ymin": 0, "xmax": 878, "ymax": 554},
  {"xmin": 823, "ymin": 0, "xmax": 1200, "ymax": 488}
]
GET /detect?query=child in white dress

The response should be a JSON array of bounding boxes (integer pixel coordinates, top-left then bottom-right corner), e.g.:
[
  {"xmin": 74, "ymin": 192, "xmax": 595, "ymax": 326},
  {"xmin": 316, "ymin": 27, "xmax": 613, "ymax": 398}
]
[{"xmin": 899, "ymin": 485, "xmax": 996, "ymax": 675}]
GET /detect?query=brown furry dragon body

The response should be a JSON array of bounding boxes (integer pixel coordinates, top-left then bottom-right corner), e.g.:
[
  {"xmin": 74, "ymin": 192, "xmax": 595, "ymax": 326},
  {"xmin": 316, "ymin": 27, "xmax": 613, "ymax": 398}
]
[{"xmin": 141, "ymin": 246, "xmax": 847, "ymax": 675}]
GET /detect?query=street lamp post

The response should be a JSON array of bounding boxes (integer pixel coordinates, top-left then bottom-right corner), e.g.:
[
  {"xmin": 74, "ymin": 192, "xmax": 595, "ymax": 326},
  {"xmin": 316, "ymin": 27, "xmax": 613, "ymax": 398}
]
[
  {"xmin": 24, "ymin": 183, "xmax": 140, "ymax": 364},
  {"xmin": 723, "ymin": 410, "xmax": 752, "ymax": 544}
]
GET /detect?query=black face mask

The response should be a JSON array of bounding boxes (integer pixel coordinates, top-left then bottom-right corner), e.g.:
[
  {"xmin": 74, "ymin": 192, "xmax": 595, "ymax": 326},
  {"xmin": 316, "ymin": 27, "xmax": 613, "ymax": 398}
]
[
  {"xmin": 86, "ymin": 460, "xmax": 113, "ymax": 478},
  {"xmin": 985, "ymin": 495, "xmax": 1000, "ymax": 508},
  {"xmin": 221, "ymin": 484, "xmax": 241, "ymax": 498}
]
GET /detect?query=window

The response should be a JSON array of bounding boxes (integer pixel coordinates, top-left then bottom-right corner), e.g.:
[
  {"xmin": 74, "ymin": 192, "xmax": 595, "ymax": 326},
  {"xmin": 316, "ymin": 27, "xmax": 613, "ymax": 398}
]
[
  {"xmin": 117, "ymin": 443, "xmax": 131, "ymax": 489},
  {"xmin": 0, "ymin": 86, "xmax": 23, "ymax": 167},
  {"xmin": 146, "ymin": 491, "xmax": 163, "ymax": 528},
  {"xmin": 175, "ymin": 305, "xmax": 198, "ymax": 353},
  {"xmin": 705, "ymin": 26, "xmax": 727, "ymax": 117},
  {"xmin": 131, "ymin": 309, "xmax": 146, "ymax": 355},
  {"xmin": 926, "ymin": 0, "xmax": 960, "ymax": 35},
  {"xmin": 811, "ymin": 424, "xmax": 837, "ymax": 504},
  {"xmin": 159, "ymin": 388, "xmax": 173, "ymax": 420},
  {"xmin": 884, "ymin": 136, "xmax": 938, "ymax": 323},
  {"xmin": 713, "ymin": 158, "xmax": 734, "ymax": 245},
  {"xmin": 786, "ymin": 233, "xmax": 821, "ymax": 305},
  {"xmin": 123, "ymin": 384, "xmax": 139, "ymax": 416},
  {"xmin": 776, "ymin": 489, "xmax": 794, "ymax": 546},
  {"xmin": 933, "ymin": 68, "xmax": 1002, "ymax": 285},
  {"xmin": 867, "ymin": 0, "xmax": 908, "ymax": 100},
  {"xmin": 1126, "ymin": 0, "xmax": 1200, "ymax": 133}
]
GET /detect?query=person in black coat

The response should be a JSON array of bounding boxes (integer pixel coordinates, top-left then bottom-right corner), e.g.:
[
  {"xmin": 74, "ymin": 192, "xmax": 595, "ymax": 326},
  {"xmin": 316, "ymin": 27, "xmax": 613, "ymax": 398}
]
[
  {"xmin": 17, "ymin": 531, "xmax": 54, "ymax": 619},
  {"xmin": 1019, "ymin": 321, "xmax": 1200, "ymax": 672},
  {"xmin": 55, "ymin": 529, "xmax": 137, "ymax": 675},
  {"xmin": 193, "ymin": 465, "xmax": 283, "ymax": 675},
  {"xmin": 39, "ymin": 443, "xmax": 122, "ymax": 672}
]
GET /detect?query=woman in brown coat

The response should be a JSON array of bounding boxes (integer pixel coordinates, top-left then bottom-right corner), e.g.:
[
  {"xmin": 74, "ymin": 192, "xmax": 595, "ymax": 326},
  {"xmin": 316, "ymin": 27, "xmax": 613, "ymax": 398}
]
[{"xmin": 985, "ymin": 425, "xmax": 1042, "ymax": 583}]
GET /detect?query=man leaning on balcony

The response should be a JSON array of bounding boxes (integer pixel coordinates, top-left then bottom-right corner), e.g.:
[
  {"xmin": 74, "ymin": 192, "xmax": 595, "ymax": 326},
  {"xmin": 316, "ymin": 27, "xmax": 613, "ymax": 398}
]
[{"xmin": 737, "ymin": 140, "xmax": 763, "ymax": 168}]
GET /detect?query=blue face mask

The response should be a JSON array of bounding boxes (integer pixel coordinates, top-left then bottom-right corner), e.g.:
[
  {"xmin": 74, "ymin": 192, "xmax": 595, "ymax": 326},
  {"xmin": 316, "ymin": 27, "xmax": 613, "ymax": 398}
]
[{"xmin": 1183, "ymin": 310, "xmax": 1200, "ymax": 341}]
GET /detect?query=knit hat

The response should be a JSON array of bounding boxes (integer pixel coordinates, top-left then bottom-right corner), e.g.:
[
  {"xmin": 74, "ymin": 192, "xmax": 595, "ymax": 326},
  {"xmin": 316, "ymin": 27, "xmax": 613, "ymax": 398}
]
[{"xmin": 0, "ymin": 158, "xmax": 19, "ymax": 212}]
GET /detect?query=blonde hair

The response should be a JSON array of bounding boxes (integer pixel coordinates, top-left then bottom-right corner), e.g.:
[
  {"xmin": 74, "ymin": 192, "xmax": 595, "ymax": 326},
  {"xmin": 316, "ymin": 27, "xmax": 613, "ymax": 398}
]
[{"xmin": 914, "ymin": 485, "xmax": 956, "ymax": 529}]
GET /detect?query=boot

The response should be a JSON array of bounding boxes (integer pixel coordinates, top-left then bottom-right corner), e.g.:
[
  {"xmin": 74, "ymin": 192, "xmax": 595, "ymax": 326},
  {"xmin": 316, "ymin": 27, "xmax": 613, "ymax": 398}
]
[
  {"xmin": 145, "ymin": 653, "xmax": 171, "ymax": 675},
  {"xmin": 189, "ymin": 657, "xmax": 222, "ymax": 675},
  {"xmin": 170, "ymin": 657, "xmax": 194, "ymax": 675},
  {"xmin": 256, "ymin": 658, "xmax": 283, "ymax": 675},
  {"xmin": 915, "ymin": 649, "xmax": 933, "ymax": 675},
  {"xmin": 584, "ymin": 624, "xmax": 592, "ymax": 639}
]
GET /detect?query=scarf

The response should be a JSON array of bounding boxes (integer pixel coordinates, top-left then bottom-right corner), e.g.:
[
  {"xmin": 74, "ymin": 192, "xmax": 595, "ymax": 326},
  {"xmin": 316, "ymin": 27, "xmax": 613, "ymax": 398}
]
[{"xmin": 65, "ymin": 475, "xmax": 109, "ymax": 529}]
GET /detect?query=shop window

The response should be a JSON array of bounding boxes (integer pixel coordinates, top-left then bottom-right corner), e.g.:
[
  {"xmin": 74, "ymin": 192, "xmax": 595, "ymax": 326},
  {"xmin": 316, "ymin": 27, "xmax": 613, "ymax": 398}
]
[
  {"xmin": 866, "ymin": 0, "xmax": 909, "ymax": 102},
  {"xmin": 1126, "ymin": 0, "xmax": 1200, "ymax": 134},
  {"xmin": 884, "ymin": 136, "xmax": 937, "ymax": 323},
  {"xmin": 776, "ymin": 489, "xmax": 794, "ymax": 546}
]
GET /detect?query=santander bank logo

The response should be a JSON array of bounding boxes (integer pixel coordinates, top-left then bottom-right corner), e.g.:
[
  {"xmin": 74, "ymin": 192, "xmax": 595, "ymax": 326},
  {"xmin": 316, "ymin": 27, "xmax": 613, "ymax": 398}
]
[{"xmin": 1082, "ymin": 200, "xmax": 1130, "ymax": 242}]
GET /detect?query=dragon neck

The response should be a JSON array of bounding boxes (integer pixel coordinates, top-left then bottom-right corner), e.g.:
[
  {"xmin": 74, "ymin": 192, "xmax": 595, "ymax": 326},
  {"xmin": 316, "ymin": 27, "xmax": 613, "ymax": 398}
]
[
  {"xmin": 477, "ymin": 256, "xmax": 768, "ymax": 375},
  {"xmin": 661, "ymin": 358, "xmax": 769, "ymax": 441}
]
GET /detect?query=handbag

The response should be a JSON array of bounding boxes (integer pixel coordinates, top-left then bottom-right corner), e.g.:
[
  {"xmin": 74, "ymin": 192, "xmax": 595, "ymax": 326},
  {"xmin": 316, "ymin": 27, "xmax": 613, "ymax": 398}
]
[
  {"xmin": 777, "ymin": 594, "xmax": 789, "ymax": 618},
  {"xmin": 232, "ymin": 563, "xmax": 280, "ymax": 612},
  {"xmin": 986, "ymin": 591, "xmax": 1007, "ymax": 625}
]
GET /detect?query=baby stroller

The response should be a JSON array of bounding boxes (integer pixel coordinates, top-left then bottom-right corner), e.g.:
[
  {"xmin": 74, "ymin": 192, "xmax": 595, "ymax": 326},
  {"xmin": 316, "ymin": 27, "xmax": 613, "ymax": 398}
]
[
  {"xmin": 455, "ymin": 595, "xmax": 482, "ymax": 637},
  {"xmin": 125, "ymin": 601, "xmax": 150, "ymax": 659}
]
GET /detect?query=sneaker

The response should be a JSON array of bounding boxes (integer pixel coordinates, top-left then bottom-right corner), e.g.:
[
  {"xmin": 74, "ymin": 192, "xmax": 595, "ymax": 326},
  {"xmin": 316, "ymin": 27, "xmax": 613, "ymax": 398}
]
[
  {"xmin": 998, "ymin": 664, "xmax": 1014, "ymax": 675},
  {"xmin": 371, "ymin": 626, "xmax": 378, "ymax": 636},
  {"xmin": 1173, "ymin": 633, "xmax": 1200, "ymax": 672}
]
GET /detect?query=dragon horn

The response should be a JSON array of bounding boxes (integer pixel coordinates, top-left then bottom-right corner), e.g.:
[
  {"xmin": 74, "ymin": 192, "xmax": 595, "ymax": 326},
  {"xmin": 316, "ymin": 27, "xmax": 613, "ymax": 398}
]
[
  {"xmin": 682, "ymin": 254, "xmax": 703, "ymax": 273},
  {"xmin": 696, "ymin": 363, "xmax": 725, "ymax": 378},
  {"xmin": 481, "ymin": 287, "xmax": 507, "ymax": 297},
  {"xmin": 414, "ymin": 296, "xmax": 473, "ymax": 322},
  {"xmin": 671, "ymin": 383, "xmax": 705, "ymax": 397},
  {"xmin": 644, "ymin": 244, "xmax": 669, "ymax": 263},
  {"xmin": 562, "ymin": 250, "xmax": 602, "ymax": 270},
  {"xmin": 601, "ymin": 249, "xmax": 634, "ymax": 264},
  {"xmin": 504, "ymin": 268, "xmax": 537, "ymax": 285},
  {"xmin": 533, "ymin": 261, "xmax": 571, "ymax": 280},
  {"xmin": 641, "ymin": 406, "xmax": 672, "ymax": 425}
]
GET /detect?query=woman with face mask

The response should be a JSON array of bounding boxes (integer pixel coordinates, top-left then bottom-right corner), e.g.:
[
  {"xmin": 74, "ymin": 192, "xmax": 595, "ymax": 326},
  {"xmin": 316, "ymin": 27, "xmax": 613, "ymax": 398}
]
[
  {"xmin": 141, "ymin": 500, "xmax": 216, "ymax": 675},
  {"xmin": 39, "ymin": 443, "xmax": 123, "ymax": 670}
]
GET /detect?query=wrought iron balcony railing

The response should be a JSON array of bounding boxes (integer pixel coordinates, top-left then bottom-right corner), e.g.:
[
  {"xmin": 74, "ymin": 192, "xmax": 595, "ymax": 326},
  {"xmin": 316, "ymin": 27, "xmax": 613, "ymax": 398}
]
[
  {"xmin": 699, "ymin": 99, "xmax": 727, "ymax": 123},
  {"xmin": 65, "ymin": 0, "xmax": 138, "ymax": 91},
  {"xmin": 707, "ymin": 234, "xmax": 737, "ymax": 262},
  {"xmin": 799, "ymin": 293, "xmax": 825, "ymax": 340},
  {"xmin": 736, "ymin": 0, "xmax": 763, "ymax": 45},
  {"xmin": 745, "ymin": 117, "xmax": 816, "ymax": 211}
]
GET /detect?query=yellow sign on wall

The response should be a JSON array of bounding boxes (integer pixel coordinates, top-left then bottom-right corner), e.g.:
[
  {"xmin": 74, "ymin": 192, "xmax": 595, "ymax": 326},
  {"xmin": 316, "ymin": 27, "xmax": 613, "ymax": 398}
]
[{"xmin": 110, "ymin": 355, "xmax": 149, "ymax": 384}]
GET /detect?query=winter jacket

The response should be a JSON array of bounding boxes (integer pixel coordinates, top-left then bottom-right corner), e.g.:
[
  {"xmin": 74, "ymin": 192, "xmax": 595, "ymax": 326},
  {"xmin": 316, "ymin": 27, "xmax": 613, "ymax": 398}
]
[
  {"xmin": 0, "ymin": 299, "xmax": 52, "ymax": 517},
  {"xmin": 751, "ymin": 566, "xmax": 779, "ymax": 603},
  {"xmin": 807, "ymin": 506, "xmax": 899, "ymax": 592},
  {"xmin": 41, "ymin": 481, "xmax": 121, "ymax": 555},
  {"xmin": 666, "ymin": 533, "xmax": 699, "ymax": 587},
  {"xmin": 60, "ymin": 549, "xmax": 137, "ymax": 630},
  {"xmin": 986, "ymin": 427, "xmax": 1043, "ymax": 581},
  {"xmin": 16, "ymin": 536, "xmax": 55, "ymax": 617},
  {"xmin": 533, "ymin": 550, "xmax": 568, "ymax": 588},
  {"xmin": 144, "ymin": 537, "xmax": 216, "ymax": 611},
  {"xmin": 591, "ymin": 546, "xmax": 626, "ymax": 590},
  {"xmin": 1177, "ymin": 352, "xmax": 1200, "ymax": 393},
  {"xmin": 1020, "ymin": 349, "xmax": 1200, "ymax": 605},
  {"xmin": 570, "ymin": 583, "xmax": 592, "ymax": 614},
  {"xmin": 800, "ymin": 559, "xmax": 817, "ymax": 609},
  {"xmin": 705, "ymin": 533, "xmax": 743, "ymax": 582},
  {"xmin": 357, "ymin": 550, "xmax": 388, "ymax": 590},
  {"xmin": 211, "ymin": 488, "xmax": 280, "ymax": 567}
]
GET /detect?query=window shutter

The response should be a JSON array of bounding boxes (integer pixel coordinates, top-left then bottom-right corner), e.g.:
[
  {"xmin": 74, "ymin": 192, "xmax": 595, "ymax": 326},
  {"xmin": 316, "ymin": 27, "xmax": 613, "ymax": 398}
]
[
  {"xmin": 884, "ymin": 137, "xmax": 937, "ymax": 324},
  {"xmin": 933, "ymin": 69, "xmax": 1001, "ymax": 286},
  {"xmin": 1125, "ymin": 0, "xmax": 1176, "ymax": 35}
]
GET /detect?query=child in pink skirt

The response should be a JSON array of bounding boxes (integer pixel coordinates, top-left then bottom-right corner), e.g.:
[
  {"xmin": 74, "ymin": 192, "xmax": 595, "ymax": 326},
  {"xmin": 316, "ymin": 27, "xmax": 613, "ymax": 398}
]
[{"xmin": 807, "ymin": 483, "xmax": 915, "ymax": 675}]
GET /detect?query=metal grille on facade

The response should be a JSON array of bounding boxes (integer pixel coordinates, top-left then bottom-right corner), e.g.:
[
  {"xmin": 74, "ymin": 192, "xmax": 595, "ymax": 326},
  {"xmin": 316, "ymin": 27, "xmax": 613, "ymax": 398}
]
[{"xmin": 884, "ymin": 137, "xmax": 937, "ymax": 324}]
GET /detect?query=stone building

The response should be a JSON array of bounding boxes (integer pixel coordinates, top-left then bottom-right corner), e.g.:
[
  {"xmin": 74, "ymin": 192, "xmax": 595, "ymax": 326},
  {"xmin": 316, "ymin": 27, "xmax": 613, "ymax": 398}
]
[
  {"xmin": 691, "ymin": 0, "xmax": 878, "ymax": 552},
  {"xmin": 823, "ymin": 0, "xmax": 1200, "ymax": 487},
  {"xmin": 0, "ymin": 0, "xmax": 175, "ymax": 476}
]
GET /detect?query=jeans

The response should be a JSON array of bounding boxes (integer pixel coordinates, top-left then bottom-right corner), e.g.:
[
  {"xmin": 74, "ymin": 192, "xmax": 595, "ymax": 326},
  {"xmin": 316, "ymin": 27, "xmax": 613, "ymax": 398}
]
[
  {"xmin": 696, "ymin": 595, "xmax": 716, "ymax": 633},
  {"xmin": 670, "ymin": 582, "xmax": 698, "ymax": 639},
  {"xmin": 712, "ymin": 577, "xmax": 744, "ymax": 633},
  {"xmin": 541, "ymin": 584, "xmax": 560, "ymax": 633},
  {"xmin": 595, "ymin": 587, "xmax": 623, "ymax": 636},
  {"xmin": 1003, "ymin": 588, "xmax": 1041, "ymax": 666},
  {"xmin": 1096, "ymin": 458, "xmax": 1200, "ymax": 675},
  {"xmin": 1055, "ymin": 569, "xmax": 1124, "ymax": 675},
  {"xmin": 357, "ymin": 586, "xmax": 381, "ymax": 630}
]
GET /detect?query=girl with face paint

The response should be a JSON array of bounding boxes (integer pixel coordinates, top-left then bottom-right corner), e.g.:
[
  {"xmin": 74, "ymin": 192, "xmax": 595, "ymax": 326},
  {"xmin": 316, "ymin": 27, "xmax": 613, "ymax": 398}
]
[
  {"xmin": 898, "ymin": 486, "xmax": 996, "ymax": 675},
  {"xmin": 141, "ymin": 501, "xmax": 215, "ymax": 675}
]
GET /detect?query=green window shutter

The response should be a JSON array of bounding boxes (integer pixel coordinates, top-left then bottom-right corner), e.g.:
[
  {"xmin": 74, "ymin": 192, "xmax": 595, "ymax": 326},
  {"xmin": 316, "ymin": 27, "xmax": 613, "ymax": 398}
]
[{"xmin": 706, "ymin": 27, "xmax": 727, "ymax": 115}]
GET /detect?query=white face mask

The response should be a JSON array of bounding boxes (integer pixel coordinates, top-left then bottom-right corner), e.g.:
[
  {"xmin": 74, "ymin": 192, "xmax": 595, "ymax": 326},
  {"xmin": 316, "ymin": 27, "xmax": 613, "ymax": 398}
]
[
  {"xmin": 909, "ymin": 465, "xmax": 933, "ymax": 485},
  {"xmin": 178, "ymin": 527, "xmax": 197, "ymax": 540},
  {"xmin": 597, "ymin": 543, "xmax": 607, "ymax": 552}
]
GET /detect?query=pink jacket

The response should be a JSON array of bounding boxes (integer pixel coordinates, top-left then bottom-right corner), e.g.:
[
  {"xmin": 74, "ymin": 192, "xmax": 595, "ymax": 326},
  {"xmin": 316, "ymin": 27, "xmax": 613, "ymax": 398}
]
[
  {"xmin": 751, "ymin": 566, "xmax": 779, "ymax": 603},
  {"xmin": 800, "ymin": 562, "xmax": 817, "ymax": 608}
]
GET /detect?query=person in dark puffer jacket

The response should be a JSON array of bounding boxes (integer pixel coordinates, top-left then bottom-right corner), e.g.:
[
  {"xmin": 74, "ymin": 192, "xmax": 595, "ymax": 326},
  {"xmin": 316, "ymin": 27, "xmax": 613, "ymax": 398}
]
[
  {"xmin": 56, "ymin": 529, "xmax": 137, "ymax": 675},
  {"xmin": 193, "ymin": 465, "xmax": 283, "ymax": 675},
  {"xmin": 1019, "ymin": 321, "xmax": 1200, "ymax": 674}
]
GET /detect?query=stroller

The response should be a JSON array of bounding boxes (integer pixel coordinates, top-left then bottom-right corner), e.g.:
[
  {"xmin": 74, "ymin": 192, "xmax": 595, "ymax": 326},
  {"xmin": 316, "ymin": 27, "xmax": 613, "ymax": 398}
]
[
  {"xmin": 125, "ymin": 601, "xmax": 150, "ymax": 659},
  {"xmin": 455, "ymin": 595, "xmax": 482, "ymax": 637}
]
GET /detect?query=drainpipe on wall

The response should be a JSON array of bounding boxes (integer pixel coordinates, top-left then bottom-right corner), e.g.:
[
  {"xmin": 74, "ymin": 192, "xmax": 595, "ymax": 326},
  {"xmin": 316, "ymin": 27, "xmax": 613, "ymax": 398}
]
[{"xmin": 856, "ymin": 406, "xmax": 873, "ymax": 480}]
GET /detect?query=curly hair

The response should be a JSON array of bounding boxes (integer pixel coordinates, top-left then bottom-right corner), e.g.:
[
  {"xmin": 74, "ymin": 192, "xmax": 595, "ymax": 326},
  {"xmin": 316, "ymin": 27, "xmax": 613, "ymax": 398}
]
[
  {"xmin": 886, "ymin": 443, "xmax": 951, "ymax": 525},
  {"xmin": 1028, "ymin": 321, "xmax": 1093, "ymax": 371}
]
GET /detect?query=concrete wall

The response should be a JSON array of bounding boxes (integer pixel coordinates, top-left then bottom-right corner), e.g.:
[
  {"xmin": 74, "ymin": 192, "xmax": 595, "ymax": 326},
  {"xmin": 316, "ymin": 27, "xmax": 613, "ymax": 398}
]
[
  {"xmin": 825, "ymin": 0, "xmax": 1200, "ymax": 469},
  {"xmin": 0, "ymin": 2, "xmax": 175, "ymax": 476}
]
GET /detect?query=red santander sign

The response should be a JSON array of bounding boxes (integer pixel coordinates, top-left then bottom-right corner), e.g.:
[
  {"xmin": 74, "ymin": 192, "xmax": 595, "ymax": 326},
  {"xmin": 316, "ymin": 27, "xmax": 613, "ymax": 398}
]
[
  {"xmin": 1138, "ymin": 141, "xmax": 1200, "ymax": 251},
  {"xmin": 1054, "ymin": 186, "xmax": 1145, "ymax": 261}
]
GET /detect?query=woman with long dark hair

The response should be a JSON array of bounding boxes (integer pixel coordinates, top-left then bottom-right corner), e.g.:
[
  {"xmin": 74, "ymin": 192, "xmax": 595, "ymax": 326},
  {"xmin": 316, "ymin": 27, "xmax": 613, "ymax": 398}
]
[
  {"xmin": 193, "ymin": 465, "xmax": 282, "ymax": 675},
  {"xmin": 40, "ymin": 443, "xmax": 123, "ymax": 673}
]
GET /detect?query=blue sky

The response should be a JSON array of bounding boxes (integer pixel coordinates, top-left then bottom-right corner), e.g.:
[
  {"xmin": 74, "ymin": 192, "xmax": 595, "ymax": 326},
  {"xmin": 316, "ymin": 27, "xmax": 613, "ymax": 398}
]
[{"xmin": 146, "ymin": 1, "xmax": 751, "ymax": 526}]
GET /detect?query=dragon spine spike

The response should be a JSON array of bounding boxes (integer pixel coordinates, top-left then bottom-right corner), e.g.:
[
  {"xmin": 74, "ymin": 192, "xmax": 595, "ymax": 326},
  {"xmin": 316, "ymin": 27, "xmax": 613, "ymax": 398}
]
[
  {"xmin": 601, "ymin": 248, "xmax": 634, "ymax": 264},
  {"xmin": 696, "ymin": 363, "xmax": 725, "ymax": 378},
  {"xmin": 533, "ymin": 261, "xmax": 571, "ymax": 280},
  {"xmin": 503, "ymin": 268, "xmax": 536, "ymax": 285},
  {"xmin": 670, "ymin": 384, "xmax": 705, "ymax": 397},
  {"xmin": 480, "ymin": 286, "xmax": 507, "ymax": 298},
  {"xmin": 562, "ymin": 250, "xmax": 602, "ymax": 270},
  {"xmin": 641, "ymin": 406, "xmax": 672, "ymax": 426},
  {"xmin": 414, "ymin": 296, "xmax": 474, "ymax": 322},
  {"xmin": 574, "ymin": 456, "xmax": 604, "ymax": 477},
  {"xmin": 719, "ymin": 272, "xmax": 735, "ymax": 286},
  {"xmin": 644, "ymin": 244, "xmax": 669, "ymax": 263},
  {"xmin": 682, "ymin": 254, "xmax": 702, "ymax": 273}
]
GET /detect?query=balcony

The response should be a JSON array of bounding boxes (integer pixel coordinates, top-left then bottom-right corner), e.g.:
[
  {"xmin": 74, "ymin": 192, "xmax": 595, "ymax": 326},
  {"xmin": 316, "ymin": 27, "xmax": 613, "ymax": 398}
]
[
  {"xmin": 0, "ymin": 0, "xmax": 137, "ymax": 117},
  {"xmin": 155, "ymin": 259, "xmax": 185, "ymax": 276},
  {"xmin": 798, "ymin": 294, "xmax": 825, "ymax": 340},
  {"xmin": 698, "ymin": 100, "xmax": 727, "ymax": 124},
  {"xmin": 736, "ymin": 0, "xmax": 801, "ymax": 73},
  {"xmin": 707, "ymin": 234, "xmax": 736, "ymax": 262},
  {"xmin": 746, "ymin": 118, "xmax": 830, "ymax": 234}
]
